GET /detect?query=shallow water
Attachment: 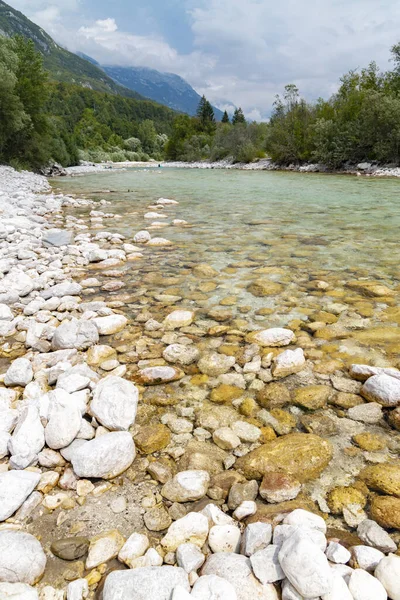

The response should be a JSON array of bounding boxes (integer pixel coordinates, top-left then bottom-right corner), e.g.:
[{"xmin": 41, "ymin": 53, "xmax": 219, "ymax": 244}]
[{"xmin": 54, "ymin": 168, "xmax": 400, "ymax": 365}]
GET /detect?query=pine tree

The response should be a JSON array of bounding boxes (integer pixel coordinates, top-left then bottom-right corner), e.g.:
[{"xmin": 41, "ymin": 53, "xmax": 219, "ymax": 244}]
[
  {"xmin": 221, "ymin": 110, "xmax": 230, "ymax": 123},
  {"xmin": 232, "ymin": 107, "xmax": 246, "ymax": 125},
  {"xmin": 196, "ymin": 95, "xmax": 216, "ymax": 131}
]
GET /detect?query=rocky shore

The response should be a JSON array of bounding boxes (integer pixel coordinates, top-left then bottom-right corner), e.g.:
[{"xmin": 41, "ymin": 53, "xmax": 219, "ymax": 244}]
[{"xmin": 0, "ymin": 165, "xmax": 399, "ymax": 599}]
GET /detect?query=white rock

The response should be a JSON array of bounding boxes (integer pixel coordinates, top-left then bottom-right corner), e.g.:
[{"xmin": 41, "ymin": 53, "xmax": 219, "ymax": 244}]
[
  {"xmin": 231, "ymin": 421, "xmax": 261, "ymax": 443},
  {"xmin": 90, "ymin": 376, "xmax": 138, "ymax": 430},
  {"xmin": 200, "ymin": 504, "xmax": 235, "ymax": 527},
  {"xmin": 156, "ymin": 198, "xmax": 179, "ymax": 205},
  {"xmin": 102, "ymin": 566, "xmax": 190, "ymax": 600},
  {"xmin": 213, "ymin": 427, "xmax": 241, "ymax": 450},
  {"xmin": 118, "ymin": 533, "xmax": 149, "ymax": 566},
  {"xmin": 176, "ymin": 543, "xmax": 205, "ymax": 573},
  {"xmin": 233, "ymin": 500, "xmax": 257, "ymax": 520},
  {"xmin": 145, "ymin": 547, "xmax": 163, "ymax": 567},
  {"xmin": 133, "ymin": 231, "xmax": 151, "ymax": 243},
  {"xmin": 0, "ymin": 530, "xmax": 46, "ymax": 584},
  {"xmin": 357, "ymin": 519, "xmax": 397, "ymax": 553},
  {"xmin": 0, "ymin": 305, "xmax": 13, "ymax": 321},
  {"xmin": 198, "ymin": 353, "xmax": 236, "ymax": 376},
  {"xmin": 163, "ymin": 344, "xmax": 200, "ymax": 365},
  {"xmin": 251, "ymin": 544, "xmax": 285, "ymax": 584},
  {"xmin": 0, "ymin": 470, "xmax": 41, "ymax": 521},
  {"xmin": 0, "ymin": 583, "xmax": 38, "ymax": 599},
  {"xmin": 209, "ymin": 524, "xmax": 241, "ymax": 553},
  {"xmin": 273, "ymin": 524, "xmax": 326, "ymax": 552},
  {"xmin": 272, "ymin": 348, "xmax": 305, "ymax": 378},
  {"xmin": 52, "ymin": 319, "xmax": 99, "ymax": 350},
  {"xmin": 283, "ymin": 509, "xmax": 327, "ymax": 533},
  {"xmin": 41, "ymin": 281, "xmax": 82, "ymax": 299},
  {"xmin": 9, "ymin": 406, "xmax": 45, "ymax": 469},
  {"xmin": 351, "ymin": 545, "xmax": 384, "ymax": 572},
  {"xmin": 45, "ymin": 391, "xmax": 82, "ymax": 450},
  {"xmin": 278, "ymin": 530, "xmax": 333, "ymax": 597},
  {"xmin": 348, "ymin": 569, "xmax": 387, "ymax": 600},
  {"xmin": 71, "ymin": 432, "xmax": 135, "ymax": 479},
  {"xmin": 374, "ymin": 553, "xmax": 400, "ymax": 600},
  {"xmin": 93, "ymin": 315, "xmax": 127, "ymax": 335},
  {"xmin": 191, "ymin": 574, "xmax": 237, "ymax": 599},
  {"xmin": 4, "ymin": 358, "xmax": 33, "ymax": 387},
  {"xmin": 249, "ymin": 328, "xmax": 295, "ymax": 347},
  {"xmin": 161, "ymin": 470, "xmax": 210, "ymax": 502},
  {"xmin": 202, "ymin": 553, "xmax": 278, "ymax": 600},
  {"xmin": 321, "ymin": 572, "xmax": 353, "ymax": 600},
  {"xmin": 161, "ymin": 513, "xmax": 209, "ymax": 552},
  {"xmin": 242, "ymin": 522, "xmax": 272, "ymax": 556},
  {"xmin": 86, "ymin": 530, "xmax": 125, "ymax": 569},
  {"xmin": 325, "ymin": 541, "xmax": 351, "ymax": 564},
  {"xmin": 361, "ymin": 374, "xmax": 400, "ymax": 407},
  {"xmin": 348, "ymin": 403, "xmax": 383, "ymax": 424},
  {"xmin": 67, "ymin": 579, "xmax": 89, "ymax": 600},
  {"xmin": 163, "ymin": 310, "xmax": 194, "ymax": 330},
  {"xmin": 0, "ymin": 432, "xmax": 10, "ymax": 459},
  {"xmin": 171, "ymin": 586, "xmax": 192, "ymax": 600}
]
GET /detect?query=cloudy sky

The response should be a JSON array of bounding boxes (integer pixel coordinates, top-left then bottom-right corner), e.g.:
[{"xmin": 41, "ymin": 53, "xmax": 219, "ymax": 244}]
[{"xmin": 6, "ymin": 0, "xmax": 400, "ymax": 119}]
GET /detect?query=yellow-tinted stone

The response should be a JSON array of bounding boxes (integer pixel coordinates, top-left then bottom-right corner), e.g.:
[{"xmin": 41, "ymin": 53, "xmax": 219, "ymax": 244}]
[
  {"xmin": 313, "ymin": 311, "xmax": 338, "ymax": 324},
  {"xmin": 352, "ymin": 433, "xmax": 387, "ymax": 452},
  {"xmin": 359, "ymin": 463, "xmax": 400, "ymax": 497},
  {"xmin": 259, "ymin": 426, "xmax": 277, "ymax": 443},
  {"xmin": 247, "ymin": 279, "xmax": 283, "ymax": 297},
  {"xmin": 269, "ymin": 409, "xmax": 297, "ymax": 435},
  {"xmin": 218, "ymin": 345, "xmax": 239, "ymax": 356},
  {"xmin": 198, "ymin": 282, "xmax": 217, "ymax": 292},
  {"xmin": 220, "ymin": 296, "xmax": 237, "ymax": 306},
  {"xmin": 235, "ymin": 433, "xmax": 333, "ymax": 482},
  {"xmin": 370, "ymin": 495, "xmax": 400, "ymax": 529},
  {"xmin": 239, "ymin": 397, "xmax": 258, "ymax": 417},
  {"xmin": 327, "ymin": 486, "xmax": 367, "ymax": 514},
  {"xmin": 256, "ymin": 382, "xmax": 291, "ymax": 409},
  {"xmin": 329, "ymin": 392, "xmax": 364, "ymax": 409},
  {"xmin": 135, "ymin": 424, "xmax": 171, "ymax": 454},
  {"xmin": 293, "ymin": 385, "xmax": 332, "ymax": 410},
  {"xmin": 193, "ymin": 264, "xmax": 218, "ymax": 278},
  {"xmin": 210, "ymin": 384, "xmax": 243, "ymax": 404},
  {"xmin": 346, "ymin": 281, "xmax": 395, "ymax": 297},
  {"xmin": 354, "ymin": 327, "xmax": 400, "ymax": 345}
]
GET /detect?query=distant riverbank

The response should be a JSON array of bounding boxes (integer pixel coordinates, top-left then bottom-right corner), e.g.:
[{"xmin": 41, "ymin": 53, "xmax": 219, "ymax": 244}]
[{"xmin": 64, "ymin": 158, "xmax": 400, "ymax": 178}]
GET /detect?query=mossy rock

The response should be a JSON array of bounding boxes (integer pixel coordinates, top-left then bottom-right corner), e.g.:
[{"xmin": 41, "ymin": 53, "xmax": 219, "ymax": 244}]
[
  {"xmin": 327, "ymin": 486, "xmax": 367, "ymax": 514},
  {"xmin": 370, "ymin": 495, "xmax": 400, "ymax": 529},
  {"xmin": 359, "ymin": 463, "xmax": 400, "ymax": 497},
  {"xmin": 210, "ymin": 384, "xmax": 243, "ymax": 404},
  {"xmin": 256, "ymin": 382, "xmax": 291, "ymax": 409},
  {"xmin": 352, "ymin": 432, "xmax": 387, "ymax": 452},
  {"xmin": 235, "ymin": 432, "xmax": 333, "ymax": 483},
  {"xmin": 293, "ymin": 385, "xmax": 332, "ymax": 410},
  {"xmin": 135, "ymin": 424, "xmax": 171, "ymax": 454}
]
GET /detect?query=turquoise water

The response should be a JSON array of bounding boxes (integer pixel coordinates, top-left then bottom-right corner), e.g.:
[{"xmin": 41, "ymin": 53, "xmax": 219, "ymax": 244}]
[{"xmin": 54, "ymin": 168, "xmax": 400, "ymax": 365}]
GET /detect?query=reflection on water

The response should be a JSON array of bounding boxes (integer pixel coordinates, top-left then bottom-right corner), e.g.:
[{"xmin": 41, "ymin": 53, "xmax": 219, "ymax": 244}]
[{"xmin": 54, "ymin": 168, "xmax": 400, "ymax": 366}]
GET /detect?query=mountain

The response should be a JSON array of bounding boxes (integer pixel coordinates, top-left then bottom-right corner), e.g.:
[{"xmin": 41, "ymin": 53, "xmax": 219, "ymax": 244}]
[
  {"xmin": 102, "ymin": 65, "xmax": 224, "ymax": 119},
  {"xmin": 0, "ymin": 0, "xmax": 142, "ymax": 98}
]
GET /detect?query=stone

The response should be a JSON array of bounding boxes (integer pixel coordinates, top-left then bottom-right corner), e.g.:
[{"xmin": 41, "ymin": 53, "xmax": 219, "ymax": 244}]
[
  {"xmin": 242, "ymin": 522, "xmax": 272, "ymax": 556},
  {"xmin": 278, "ymin": 530, "xmax": 333, "ymax": 597},
  {"xmin": 162, "ymin": 470, "xmax": 210, "ymax": 502},
  {"xmin": 374, "ymin": 554, "xmax": 400, "ymax": 600},
  {"xmin": 86, "ymin": 529, "xmax": 125, "ymax": 569},
  {"xmin": 41, "ymin": 281, "xmax": 82, "ymax": 299},
  {"xmin": 67, "ymin": 579, "xmax": 89, "ymax": 600},
  {"xmin": 163, "ymin": 344, "xmax": 200, "ymax": 365},
  {"xmin": 51, "ymin": 537, "xmax": 89, "ymax": 561},
  {"xmin": 134, "ymin": 230, "xmax": 151, "ymax": 243},
  {"xmin": 191, "ymin": 575, "xmax": 237, "ymax": 600},
  {"xmin": 235, "ymin": 433, "xmax": 333, "ymax": 482},
  {"xmin": 348, "ymin": 402, "xmax": 383, "ymax": 424},
  {"xmin": 164, "ymin": 310, "xmax": 195, "ymax": 329},
  {"xmin": 256, "ymin": 382, "xmax": 291, "ymax": 409},
  {"xmin": 209, "ymin": 524, "xmax": 241, "ymax": 553},
  {"xmin": 210, "ymin": 385, "xmax": 243, "ymax": 404},
  {"xmin": 136, "ymin": 366, "xmax": 184, "ymax": 385},
  {"xmin": 246, "ymin": 328, "xmax": 295, "ymax": 347},
  {"xmin": 370, "ymin": 495, "xmax": 400, "ymax": 529},
  {"xmin": 90, "ymin": 376, "xmax": 138, "ymax": 431},
  {"xmin": 247, "ymin": 279, "xmax": 283, "ymax": 297},
  {"xmin": 293, "ymin": 385, "xmax": 331, "ymax": 410},
  {"xmin": 4, "ymin": 358, "xmax": 33, "ymax": 387},
  {"xmin": 144, "ymin": 505, "xmax": 172, "ymax": 531},
  {"xmin": 321, "ymin": 573, "xmax": 353, "ymax": 600},
  {"xmin": 250, "ymin": 545, "xmax": 284, "ymax": 584},
  {"xmin": 0, "ymin": 470, "xmax": 40, "ymax": 521},
  {"xmin": 272, "ymin": 348, "xmax": 305, "ymax": 378},
  {"xmin": 200, "ymin": 504, "xmax": 235, "ymax": 527},
  {"xmin": 233, "ymin": 500, "xmax": 257, "ymax": 520},
  {"xmin": 327, "ymin": 486, "xmax": 367, "ymax": 514},
  {"xmin": 0, "ymin": 530, "xmax": 46, "ymax": 585},
  {"xmin": 103, "ymin": 566, "xmax": 190, "ymax": 600},
  {"xmin": 361, "ymin": 373, "xmax": 400, "ymax": 407},
  {"xmin": 213, "ymin": 427, "xmax": 241, "ymax": 450},
  {"xmin": 348, "ymin": 569, "xmax": 387, "ymax": 600},
  {"xmin": 198, "ymin": 353, "xmax": 236, "ymax": 376},
  {"xmin": 228, "ymin": 480, "xmax": 259, "ymax": 510},
  {"xmin": 135, "ymin": 424, "xmax": 171, "ymax": 453},
  {"xmin": 9, "ymin": 406, "xmax": 45, "ymax": 469},
  {"xmin": 351, "ymin": 545, "xmax": 384, "ymax": 571},
  {"xmin": 259, "ymin": 472, "xmax": 301, "ymax": 503},
  {"xmin": 347, "ymin": 280, "xmax": 394, "ymax": 297},
  {"xmin": 273, "ymin": 524, "xmax": 326, "ymax": 552},
  {"xmin": 353, "ymin": 432, "xmax": 386, "ymax": 451},
  {"xmin": 176, "ymin": 543, "xmax": 205, "ymax": 573},
  {"xmin": 118, "ymin": 533, "xmax": 149, "ymax": 567},
  {"xmin": 232, "ymin": 421, "xmax": 261, "ymax": 442},
  {"xmin": 359, "ymin": 463, "xmax": 400, "ymax": 497},
  {"xmin": 71, "ymin": 432, "xmax": 135, "ymax": 479},
  {"xmin": 93, "ymin": 315, "xmax": 127, "ymax": 335},
  {"xmin": 357, "ymin": 519, "xmax": 397, "ymax": 553},
  {"xmin": 0, "ymin": 583, "xmax": 38, "ymax": 599},
  {"xmin": 52, "ymin": 319, "xmax": 99, "ymax": 350},
  {"xmin": 201, "ymin": 553, "xmax": 278, "ymax": 600},
  {"xmin": 325, "ymin": 541, "xmax": 351, "ymax": 564},
  {"xmin": 283, "ymin": 509, "xmax": 327, "ymax": 533},
  {"xmin": 45, "ymin": 391, "xmax": 82, "ymax": 450},
  {"xmin": 161, "ymin": 513, "xmax": 209, "ymax": 552}
]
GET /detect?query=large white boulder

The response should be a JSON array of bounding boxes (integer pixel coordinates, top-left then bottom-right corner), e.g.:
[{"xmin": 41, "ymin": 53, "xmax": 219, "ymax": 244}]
[
  {"xmin": 250, "ymin": 545, "xmax": 285, "ymax": 584},
  {"xmin": 361, "ymin": 373, "xmax": 400, "ymax": 406},
  {"xmin": 4, "ymin": 358, "xmax": 33, "ymax": 387},
  {"xmin": 0, "ymin": 583, "xmax": 38, "ymax": 599},
  {"xmin": 93, "ymin": 315, "xmax": 127, "ymax": 335},
  {"xmin": 90, "ymin": 376, "xmax": 138, "ymax": 431},
  {"xmin": 9, "ymin": 406, "xmax": 45, "ymax": 469},
  {"xmin": 0, "ymin": 470, "xmax": 41, "ymax": 521},
  {"xmin": 375, "ymin": 554, "xmax": 400, "ymax": 600},
  {"xmin": 348, "ymin": 569, "xmax": 387, "ymax": 600},
  {"xmin": 191, "ymin": 574, "xmax": 237, "ymax": 599},
  {"xmin": 71, "ymin": 432, "xmax": 135, "ymax": 479},
  {"xmin": 45, "ymin": 390, "xmax": 82, "ymax": 449},
  {"xmin": 52, "ymin": 319, "xmax": 99, "ymax": 350},
  {"xmin": 102, "ymin": 566, "xmax": 189, "ymax": 600},
  {"xmin": 0, "ymin": 530, "xmax": 46, "ymax": 585}
]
